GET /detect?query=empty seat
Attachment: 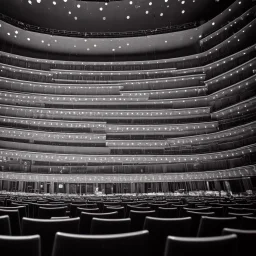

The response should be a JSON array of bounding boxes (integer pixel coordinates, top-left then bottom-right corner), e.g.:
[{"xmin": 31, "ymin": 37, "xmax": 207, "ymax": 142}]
[
  {"xmin": 158, "ymin": 207, "xmax": 179, "ymax": 218},
  {"xmin": 197, "ymin": 216, "xmax": 239, "ymax": 237},
  {"xmin": 222, "ymin": 228, "xmax": 256, "ymax": 256},
  {"xmin": 126, "ymin": 205, "xmax": 151, "ymax": 218},
  {"xmin": 241, "ymin": 216, "xmax": 256, "ymax": 230},
  {"xmin": 0, "ymin": 206, "xmax": 27, "ymax": 221},
  {"xmin": 185, "ymin": 211, "xmax": 215, "ymax": 236},
  {"xmin": 129, "ymin": 210, "xmax": 156, "ymax": 231},
  {"xmin": 70, "ymin": 204, "xmax": 86, "ymax": 217},
  {"xmin": 105, "ymin": 206, "xmax": 125, "ymax": 218},
  {"xmin": 0, "ymin": 209, "xmax": 21, "ymax": 235},
  {"xmin": 0, "ymin": 215, "xmax": 11, "ymax": 235},
  {"xmin": 79, "ymin": 211, "xmax": 118, "ymax": 234},
  {"xmin": 91, "ymin": 218, "xmax": 131, "ymax": 235},
  {"xmin": 76, "ymin": 207, "xmax": 100, "ymax": 216},
  {"xmin": 164, "ymin": 234, "xmax": 238, "ymax": 256},
  {"xmin": 52, "ymin": 230, "xmax": 149, "ymax": 256},
  {"xmin": 22, "ymin": 217, "xmax": 80, "ymax": 256},
  {"xmin": 38, "ymin": 206, "xmax": 68, "ymax": 219},
  {"xmin": 0, "ymin": 234, "xmax": 41, "ymax": 256},
  {"xmin": 144, "ymin": 217, "xmax": 192, "ymax": 256}
]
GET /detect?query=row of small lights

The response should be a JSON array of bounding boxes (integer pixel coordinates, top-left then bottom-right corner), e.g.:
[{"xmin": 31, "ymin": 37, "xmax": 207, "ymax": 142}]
[
  {"xmin": 0, "ymin": 105, "xmax": 210, "ymax": 117},
  {"xmin": 0, "ymin": 144, "xmax": 254, "ymax": 162},
  {"xmin": 2, "ymin": 165, "xmax": 253, "ymax": 183},
  {"xmin": 0, "ymin": 121, "xmax": 254, "ymax": 147},
  {"xmin": 0, "ymin": 74, "xmax": 253, "ymax": 105},
  {"xmin": 0, "ymin": 116, "xmax": 218, "ymax": 132}
]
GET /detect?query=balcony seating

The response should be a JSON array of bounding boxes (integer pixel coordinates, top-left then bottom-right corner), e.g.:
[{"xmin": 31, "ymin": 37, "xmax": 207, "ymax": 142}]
[
  {"xmin": 0, "ymin": 234, "xmax": 41, "ymax": 256},
  {"xmin": 90, "ymin": 218, "xmax": 131, "ymax": 235},
  {"xmin": 22, "ymin": 217, "xmax": 80, "ymax": 256},
  {"xmin": 143, "ymin": 216, "xmax": 192, "ymax": 256},
  {"xmin": 164, "ymin": 234, "xmax": 238, "ymax": 256},
  {"xmin": 52, "ymin": 230, "xmax": 149, "ymax": 256}
]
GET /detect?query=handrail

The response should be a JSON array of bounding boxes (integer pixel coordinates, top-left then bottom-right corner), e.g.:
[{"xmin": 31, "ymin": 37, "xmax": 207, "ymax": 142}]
[{"xmin": 0, "ymin": 12, "xmax": 199, "ymax": 38}]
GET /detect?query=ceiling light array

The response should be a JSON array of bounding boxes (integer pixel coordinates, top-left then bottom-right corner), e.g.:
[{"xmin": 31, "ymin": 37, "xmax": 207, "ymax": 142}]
[{"xmin": 0, "ymin": 10, "xmax": 253, "ymax": 61}]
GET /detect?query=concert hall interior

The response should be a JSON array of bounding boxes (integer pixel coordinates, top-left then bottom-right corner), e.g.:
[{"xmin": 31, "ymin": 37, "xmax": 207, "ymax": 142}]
[{"xmin": 0, "ymin": 0, "xmax": 256, "ymax": 255}]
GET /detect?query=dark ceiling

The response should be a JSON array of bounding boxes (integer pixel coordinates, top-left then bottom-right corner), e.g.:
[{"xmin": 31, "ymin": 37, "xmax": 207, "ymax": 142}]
[{"xmin": 0, "ymin": 0, "xmax": 236, "ymax": 33}]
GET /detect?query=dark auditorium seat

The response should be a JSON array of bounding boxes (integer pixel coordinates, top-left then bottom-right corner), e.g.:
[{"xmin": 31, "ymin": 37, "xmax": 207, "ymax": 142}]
[
  {"xmin": 241, "ymin": 216, "xmax": 256, "ymax": 230},
  {"xmin": 70, "ymin": 204, "xmax": 87, "ymax": 217},
  {"xmin": 52, "ymin": 230, "xmax": 149, "ymax": 256},
  {"xmin": 197, "ymin": 216, "xmax": 239, "ymax": 237},
  {"xmin": 126, "ymin": 205, "xmax": 151, "ymax": 218},
  {"xmin": 90, "ymin": 218, "xmax": 131, "ymax": 235},
  {"xmin": 79, "ymin": 211, "xmax": 118, "ymax": 234},
  {"xmin": 222, "ymin": 228, "xmax": 256, "ymax": 256},
  {"xmin": 22, "ymin": 217, "xmax": 80, "ymax": 256},
  {"xmin": 38, "ymin": 206, "xmax": 68, "ymax": 219},
  {"xmin": 105, "ymin": 206, "xmax": 125, "ymax": 218},
  {"xmin": 0, "ymin": 206, "xmax": 27, "ymax": 221},
  {"xmin": 164, "ymin": 234, "xmax": 238, "ymax": 256},
  {"xmin": 0, "ymin": 209, "xmax": 21, "ymax": 235},
  {"xmin": 76, "ymin": 207, "xmax": 100, "ymax": 216},
  {"xmin": 129, "ymin": 210, "xmax": 156, "ymax": 231},
  {"xmin": 0, "ymin": 215, "xmax": 11, "ymax": 235},
  {"xmin": 143, "ymin": 216, "xmax": 192, "ymax": 256},
  {"xmin": 157, "ymin": 207, "xmax": 179, "ymax": 218},
  {"xmin": 0, "ymin": 234, "xmax": 41, "ymax": 256},
  {"xmin": 184, "ymin": 211, "xmax": 215, "ymax": 236}
]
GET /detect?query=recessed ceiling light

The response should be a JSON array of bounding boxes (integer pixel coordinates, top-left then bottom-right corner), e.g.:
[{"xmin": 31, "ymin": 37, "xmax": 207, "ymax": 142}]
[
  {"xmin": 99, "ymin": 7, "xmax": 103, "ymax": 11},
  {"xmin": 160, "ymin": 13, "xmax": 163, "ymax": 16},
  {"xmin": 15, "ymin": 31, "xmax": 18, "ymax": 34},
  {"xmin": 145, "ymin": 10, "xmax": 149, "ymax": 14},
  {"xmin": 53, "ymin": 1, "xmax": 56, "ymax": 5},
  {"xmin": 129, "ymin": 1, "xmax": 133, "ymax": 4},
  {"xmin": 74, "ymin": 17, "xmax": 77, "ymax": 20},
  {"xmin": 37, "ymin": 0, "xmax": 41, "ymax": 3},
  {"xmin": 127, "ymin": 16, "xmax": 130, "ymax": 19},
  {"xmin": 68, "ymin": 11, "xmax": 71, "ymax": 14},
  {"xmin": 103, "ymin": 17, "xmax": 106, "ymax": 20},
  {"xmin": 149, "ymin": 2, "xmax": 152, "ymax": 5},
  {"xmin": 27, "ymin": 38, "xmax": 30, "ymax": 41},
  {"xmin": 28, "ymin": 0, "xmax": 32, "ymax": 5},
  {"xmin": 7, "ymin": 32, "xmax": 10, "ymax": 36},
  {"xmin": 41, "ymin": 40, "xmax": 44, "ymax": 43},
  {"xmin": 182, "ymin": 10, "xmax": 185, "ymax": 14},
  {"xmin": 77, "ymin": 4, "xmax": 80, "ymax": 8},
  {"xmin": 94, "ymin": 44, "xmax": 97, "ymax": 47}
]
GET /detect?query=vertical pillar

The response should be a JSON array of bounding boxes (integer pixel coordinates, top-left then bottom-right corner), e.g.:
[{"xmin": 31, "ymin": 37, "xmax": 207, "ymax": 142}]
[
  {"xmin": 224, "ymin": 180, "xmax": 232, "ymax": 194},
  {"xmin": 206, "ymin": 181, "xmax": 210, "ymax": 191},
  {"xmin": 18, "ymin": 181, "xmax": 24, "ymax": 192},
  {"xmin": 43, "ymin": 182, "xmax": 47, "ymax": 193},
  {"xmin": 66, "ymin": 184, "xmax": 70, "ymax": 194},
  {"xmin": 49, "ymin": 182, "xmax": 54, "ymax": 194}
]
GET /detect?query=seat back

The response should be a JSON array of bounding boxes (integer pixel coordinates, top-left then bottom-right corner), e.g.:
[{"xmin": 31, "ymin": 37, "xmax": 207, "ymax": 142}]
[
  {"xmin": 222, "ymin": 228, "xmax": 256, "ymax": 256},
  {"xmin": 126, "ymin": 205, "xmax": 151, "ymax": 217},
  {"xmin": 80, "ymin": 211, "xmax": 118, "ymax": 234},
  {"xmin": 0, "ymin": 209, "xmax": 21, "ymax": 235},
  {"xmin": 52, "ymin": 230, "xmax": 149, "ymax": 256},
  {"xmin": 91, "ymin": 218, "xmax": 131, "ymax": 235},
  {"xmin": 144, "ymin": 217, "xmax": 192, "ymax": 256},
  {"xmin": 0, "ymin": 234, "xmax": 41, "ymax": 256},
  {"xmin": 105, "ymin": 206, "xmax": 125, "ymax": 218},
  {"xmin": 38, "ymin": 206, "xmax": 68, "ymax": 219},
  {"xmin": 164, "ymin": 234, "xmax": 238, "ymax": 256},
  {"xmin": 197, "ymin": 216, "xmax": 239, "ymax": 237},
  {"xmin": 158, "ymin": 207, "xmax": 179, "ymax": 218},
  {"xmin": 0, "ymin": 215, "xmax": 11, "ymax": 235},
  {"xmin": 22, "ymin": 217, "xmax": 80, "ymax": 256},
  {"xmin": 0, "ymin": 206, "xmax": 27, "ymax": 221},
  {"xmin": 129, "ymin": 210, "xmax": 156, "ymax": 231},
  {"xmin": 185, "ymin": 211, "xmax": 215, "ymax": 236},
  {"xmin": 70, "ymin": 204, "xmax": 86, "ymax": 217},
  {"xmin": 76, "ymin": 207, "xmax": 100, "ymax": 216},
  {"xmin": 241, "ymin": 216, "xmax": 256, "ymax": 230}
]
